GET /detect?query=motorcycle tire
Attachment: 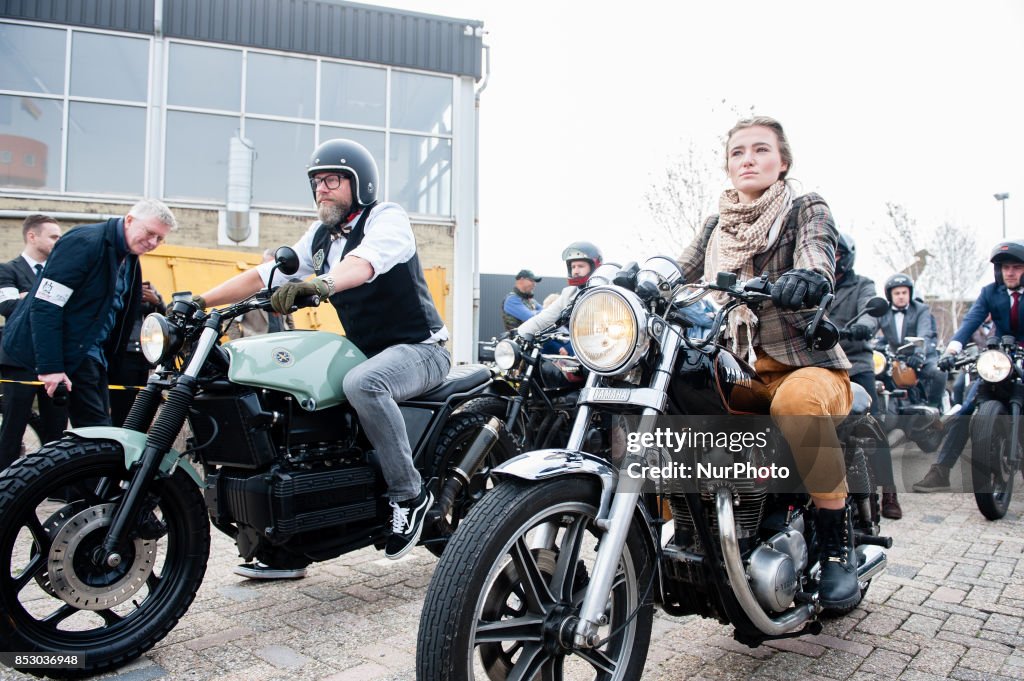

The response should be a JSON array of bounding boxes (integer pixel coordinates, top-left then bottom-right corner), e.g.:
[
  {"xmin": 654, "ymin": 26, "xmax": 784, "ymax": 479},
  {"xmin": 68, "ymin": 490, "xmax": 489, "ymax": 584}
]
[
  {"xmin": 459, "ymin": 396, "xmax": 528, "ymax": 449},
  {"xmin": 426, "ymin": 411, "xmax": 519, "ymax": 557},
  {"xmin": 0, "ymin": 436, "xmax": 210, "ymax": 678},
  {"xmin": 417, "ymin": 476, "xmax": 654, "ymax": 681},
  {"xmin": 970, "ymin": 400, "xmax": 1015, "ymax": 521}
]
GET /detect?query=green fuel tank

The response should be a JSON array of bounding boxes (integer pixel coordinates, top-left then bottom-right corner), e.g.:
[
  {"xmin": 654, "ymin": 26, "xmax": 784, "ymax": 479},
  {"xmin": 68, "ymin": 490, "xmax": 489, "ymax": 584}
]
[{"xmin": 222, "ymin": 330, "xmax": 367, "ymax": 411}]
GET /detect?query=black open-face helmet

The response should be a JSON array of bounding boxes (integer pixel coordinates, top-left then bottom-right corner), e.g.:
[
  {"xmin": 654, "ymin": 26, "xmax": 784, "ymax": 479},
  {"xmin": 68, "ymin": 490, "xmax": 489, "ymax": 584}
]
[
  {"xmin": 307, "ymin": 139, "xmax": 379, "ymax": 207},
  {"xmin": 836, "ymin": 232, "xmax": 856, "ymax": 277},
  {"xmin": 990, "ymin": 239, "xmax": 1024, "ymax": 285},
  {"xmin": 561, "ymin": 241, "xmax": 603, "ymax": 287},
  {"xmin": 884, "ymin": 273, "xmax": 914, "ymax": 303}
]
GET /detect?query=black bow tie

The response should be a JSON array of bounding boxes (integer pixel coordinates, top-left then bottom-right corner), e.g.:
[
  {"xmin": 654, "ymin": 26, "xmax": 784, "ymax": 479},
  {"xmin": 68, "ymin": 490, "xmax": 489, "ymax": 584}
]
[{"xmin": 892, "ymin": 306, "xmax": 907, "ymax": 313}]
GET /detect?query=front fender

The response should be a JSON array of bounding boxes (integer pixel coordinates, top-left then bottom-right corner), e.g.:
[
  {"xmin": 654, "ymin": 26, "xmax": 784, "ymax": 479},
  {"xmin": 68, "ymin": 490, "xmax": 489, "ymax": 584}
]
[
  {"xmin": 494, "ymin": 449, "xmax": 617, "ymax": 521},
  {"xmin": 68, "ymin": 427, "xmax": 205, "ymax": 488}
]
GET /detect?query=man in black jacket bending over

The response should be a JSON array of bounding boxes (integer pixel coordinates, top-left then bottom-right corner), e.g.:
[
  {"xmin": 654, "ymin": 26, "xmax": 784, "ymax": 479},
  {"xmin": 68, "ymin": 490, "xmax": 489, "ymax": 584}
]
[{"xmin": 0, "ymin": 199, "xmax": 175, "ymax": 451}]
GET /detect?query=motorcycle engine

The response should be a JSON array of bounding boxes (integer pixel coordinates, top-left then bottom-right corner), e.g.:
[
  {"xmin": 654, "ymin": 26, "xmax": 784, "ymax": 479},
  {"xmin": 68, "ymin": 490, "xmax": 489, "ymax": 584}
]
[{"xmin": 746, "ymin": 526, "xmax": 808, "ymax": 612}]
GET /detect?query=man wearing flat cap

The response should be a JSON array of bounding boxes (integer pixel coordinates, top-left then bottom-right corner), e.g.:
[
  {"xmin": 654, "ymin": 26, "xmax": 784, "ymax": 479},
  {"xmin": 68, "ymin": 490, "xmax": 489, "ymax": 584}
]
[{"xmin": 502, "ymin": 269, "xmax": 543, "ymax": 332}]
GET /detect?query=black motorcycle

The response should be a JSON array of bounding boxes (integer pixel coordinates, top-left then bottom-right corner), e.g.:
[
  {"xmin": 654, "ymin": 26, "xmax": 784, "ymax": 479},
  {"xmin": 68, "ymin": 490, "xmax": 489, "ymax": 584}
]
[
  {"xmin": 0, "ymin": 247, "xmax": 518, "ymax": 677},
  {"xmin": 871, "ymin": 337, "xmax": 945, "ymax": 452},
  {"xmin": 417, "ymin": 259, "xmax": 891, "ymax": 680},
  {"xmin": 964, "ymin": 335, "xmax": 1024, "ymax": 519}
]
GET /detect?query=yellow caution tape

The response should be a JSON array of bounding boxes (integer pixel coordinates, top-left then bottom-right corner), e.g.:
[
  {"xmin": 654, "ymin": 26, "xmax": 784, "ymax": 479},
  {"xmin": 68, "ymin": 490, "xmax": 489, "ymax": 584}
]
[{"xmin": 0, "ymin": 378, "xmax": 145, "ymax": 391}]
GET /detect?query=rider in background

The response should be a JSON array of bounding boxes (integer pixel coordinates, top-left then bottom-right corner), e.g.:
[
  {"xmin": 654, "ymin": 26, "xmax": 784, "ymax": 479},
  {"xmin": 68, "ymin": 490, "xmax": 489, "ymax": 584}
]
[
  {"xmin": 913, "ymin": 239, "xmax": 1024, "ymax": 492},
  {"xmin": 876, "ymin": 274, "xmax": 947, "ymax": 410},
  {"xmin": 829, "ymin": 233, "xmax": 901, "ymax": 520},
  {"xmin": 517, "ymin": 242, "xmax": 602, "ymax": 386},
  {"xmin": 677, "ymin": 115, "xmax": 859, "ymax": 611}
]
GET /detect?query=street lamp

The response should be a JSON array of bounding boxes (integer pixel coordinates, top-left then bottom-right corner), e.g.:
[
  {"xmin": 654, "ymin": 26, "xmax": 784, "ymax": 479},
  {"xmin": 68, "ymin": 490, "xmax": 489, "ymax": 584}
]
[{"xmin": 994, "ymin": 192, "xmax": 1010, "ymax": 239}]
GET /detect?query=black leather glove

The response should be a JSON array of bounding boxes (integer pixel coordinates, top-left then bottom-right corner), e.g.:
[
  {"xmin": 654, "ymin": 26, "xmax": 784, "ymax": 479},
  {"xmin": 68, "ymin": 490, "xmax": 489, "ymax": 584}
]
[
  {"xmin": 848, "ymin": 323, "xmax": 873, "ymax": 341},
  {"xmin": 771, "ymin": 269, "xmax": 831, "ymax": 311},
  {"xmin": 271, "ymin": 279, "xmax": 329, "ymax": 314},
  {"xmin": 904, "ymin": 353, "xmax": 925, "ymax": 370},
  {"xmin": 937, "ymin": 353, "xmax": 956, "ymax": 372},
  {"xmin": 191, "ymin": 294, "xmax": 206, "ymax": 310}
]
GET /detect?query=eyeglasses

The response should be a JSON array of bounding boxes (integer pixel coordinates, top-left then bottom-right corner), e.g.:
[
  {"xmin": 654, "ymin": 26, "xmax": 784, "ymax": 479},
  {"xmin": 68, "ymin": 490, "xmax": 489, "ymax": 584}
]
[{"xmin": 309, "ymin": 173, "xmax": 350, "ymax": 191}]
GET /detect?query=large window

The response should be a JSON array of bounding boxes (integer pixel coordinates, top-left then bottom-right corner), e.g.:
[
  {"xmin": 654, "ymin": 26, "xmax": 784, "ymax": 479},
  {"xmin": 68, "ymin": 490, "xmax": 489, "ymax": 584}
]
[
  {"xmin": 0, "ymin": 22, "xmax": 458, "ymax": 217},
  {"xmin": 0, "ymin": 23, "xmax": 149, "ymax": 196}
]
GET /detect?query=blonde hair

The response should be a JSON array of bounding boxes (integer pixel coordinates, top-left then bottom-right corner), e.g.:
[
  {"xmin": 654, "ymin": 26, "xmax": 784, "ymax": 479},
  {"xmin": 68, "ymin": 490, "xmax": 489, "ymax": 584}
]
[{"xmin": 724, "ymin": 116, "xmax": 793, "ymax": 180}]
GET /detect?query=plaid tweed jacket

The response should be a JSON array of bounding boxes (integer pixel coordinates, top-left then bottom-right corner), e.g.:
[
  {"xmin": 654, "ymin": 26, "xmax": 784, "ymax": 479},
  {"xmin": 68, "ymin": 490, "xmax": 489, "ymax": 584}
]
[{"xmin": 677, "ymin": 193, "xmax": 851, "ymax": 370}]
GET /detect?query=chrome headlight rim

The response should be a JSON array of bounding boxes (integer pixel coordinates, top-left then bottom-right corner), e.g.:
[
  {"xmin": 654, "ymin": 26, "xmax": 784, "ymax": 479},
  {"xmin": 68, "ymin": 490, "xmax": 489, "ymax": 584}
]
[
  {"xmin": 635, "ymin": 255, "xmax": 685, "ymax": 301},
  {"xmin": 569, "ymin": 285, "xmax": 649, "ymax": 376},
  {"xmin": 494, "ymin": 339, "xmax": 521, "ymax": 372},
  {"xmin": 140, "ymin": 313, "xmax": 174, "ymax": 366},
  {"xmin": 977, "ymin": 349, "xmax": 1012, "ymax": 383}
]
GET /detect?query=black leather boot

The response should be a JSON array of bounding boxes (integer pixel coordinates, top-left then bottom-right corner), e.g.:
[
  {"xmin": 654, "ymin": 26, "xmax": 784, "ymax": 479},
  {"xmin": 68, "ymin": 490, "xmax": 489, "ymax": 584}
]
[{"xmin": 816, "ymin": 505, "xmax": 861, "ymax": 611}]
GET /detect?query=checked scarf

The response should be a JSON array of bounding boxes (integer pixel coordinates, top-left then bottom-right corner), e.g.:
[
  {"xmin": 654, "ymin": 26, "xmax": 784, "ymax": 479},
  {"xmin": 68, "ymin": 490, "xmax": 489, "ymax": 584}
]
[{"xmin": 703, "ymin": 179, "xmax": 791, "ymax": 362}]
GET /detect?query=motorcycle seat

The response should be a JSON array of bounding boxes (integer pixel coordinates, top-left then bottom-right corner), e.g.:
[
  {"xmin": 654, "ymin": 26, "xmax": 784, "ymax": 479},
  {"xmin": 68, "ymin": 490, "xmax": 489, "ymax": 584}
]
[{"xmin": 415, "ymin": 364, "xmax": 492, "ymax": 402}]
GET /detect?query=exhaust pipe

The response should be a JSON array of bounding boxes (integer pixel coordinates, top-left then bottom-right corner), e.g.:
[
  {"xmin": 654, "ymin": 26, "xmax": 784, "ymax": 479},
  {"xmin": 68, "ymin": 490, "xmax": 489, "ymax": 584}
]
[
  {"xmin": 436, "ymin": 416, "xmax": 502, "ymax": 516},
  {"xmin": 716, "ymin": 488, "xmax": 815, "ymax": 636}
]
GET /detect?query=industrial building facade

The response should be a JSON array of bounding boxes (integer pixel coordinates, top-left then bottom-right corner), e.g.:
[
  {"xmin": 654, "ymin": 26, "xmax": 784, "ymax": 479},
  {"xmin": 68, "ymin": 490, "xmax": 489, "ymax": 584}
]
[{"xmin": 0, "ymin": 0, "xmax": 485, "ymax": 361}]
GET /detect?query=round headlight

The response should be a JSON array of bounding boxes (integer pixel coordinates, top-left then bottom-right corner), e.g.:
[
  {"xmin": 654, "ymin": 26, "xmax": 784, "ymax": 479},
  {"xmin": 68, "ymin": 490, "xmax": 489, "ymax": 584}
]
[
  {"xmin": 140, "ymin": 313, "xmax": 171, "ymax": 365},
  {"xmin": 569, "ymin": 286, "xmax": 648, "ymax": 375},
  {"xmin": 976, "ymin": 349, "xmax": 1012, "ymax": 383},
  {"xmin": 872, "ymin": 350, "xmax": 887, "ymax": 376},
  {"xmin": 494, "ymin": 339, "xmax": 520, "ymax": 371}
]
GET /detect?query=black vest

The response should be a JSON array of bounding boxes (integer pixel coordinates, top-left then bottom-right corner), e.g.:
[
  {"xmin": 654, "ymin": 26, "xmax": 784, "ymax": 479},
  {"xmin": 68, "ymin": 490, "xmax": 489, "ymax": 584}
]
[{"xmin": 310, "ymin": 206, "xmax": 444, "ymax": 357}]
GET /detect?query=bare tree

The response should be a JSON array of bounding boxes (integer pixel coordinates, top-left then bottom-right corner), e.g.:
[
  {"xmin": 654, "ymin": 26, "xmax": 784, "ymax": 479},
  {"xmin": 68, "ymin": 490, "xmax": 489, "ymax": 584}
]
[
  {"xmin": 641, "ymin": 141, "xmax": 720, "ymax": 256},
  {"xmin": 917, "ymin": 222, "xmax": 986, "ymax": 339},
  {"xmin": 874, "ymin": 202, "xmax": 925, "ymax": 274},
  {"xmin": 641, "ymin": 101, "xmax": 756, "ymax": 257}
]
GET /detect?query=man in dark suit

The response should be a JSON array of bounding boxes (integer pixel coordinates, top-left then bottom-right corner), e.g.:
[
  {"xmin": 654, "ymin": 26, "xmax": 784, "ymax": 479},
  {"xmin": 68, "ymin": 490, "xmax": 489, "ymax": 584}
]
[
  {"xmin": 877, "ymin": 273, "xmax": 946, "ymax": 409},
  {"xmin": 914, "ymin": 239, "xmax": 1024, "ymax": 491},
  {"xmin": 0, "ymin": 215, "xmax": 66, "ymax": 469},
  {"xmin": 0, "ymin": 200, "xmax": 175, "ymax": 448}
]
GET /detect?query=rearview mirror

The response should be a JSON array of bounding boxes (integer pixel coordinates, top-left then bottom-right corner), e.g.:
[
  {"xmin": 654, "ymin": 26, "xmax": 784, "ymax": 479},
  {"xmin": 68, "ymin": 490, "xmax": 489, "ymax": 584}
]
[
  {"xmin": 865, "ymin": 296, "xmax": 889, "ymax": 318},
  {"xmin": 275, "ymin": 246, "xmax": 300, "ymax": 276}
]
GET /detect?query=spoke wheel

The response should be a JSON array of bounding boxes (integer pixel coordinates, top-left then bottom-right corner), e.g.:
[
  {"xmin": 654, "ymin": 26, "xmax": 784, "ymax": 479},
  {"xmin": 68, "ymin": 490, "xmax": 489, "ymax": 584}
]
[
  {"xmin": 0, "ymin": 436, "xmax": 209, "ymax": 678},
  {"xmin": 418, "ymin": 477, "xmax": 654, "ymax": 681}
]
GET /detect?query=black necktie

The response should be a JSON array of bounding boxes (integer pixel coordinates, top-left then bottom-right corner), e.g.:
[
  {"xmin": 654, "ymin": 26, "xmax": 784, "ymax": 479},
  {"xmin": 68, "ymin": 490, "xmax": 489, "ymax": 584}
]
[{"xmin": 34, "ymin": 264, "xmax": 42, "ymax": 278}]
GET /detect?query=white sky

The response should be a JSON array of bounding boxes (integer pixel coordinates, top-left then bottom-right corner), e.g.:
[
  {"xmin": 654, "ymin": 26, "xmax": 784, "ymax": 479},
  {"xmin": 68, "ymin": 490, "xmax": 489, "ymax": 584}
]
[{"xmin": 376, "ymin": 0, "xmax": 1024, "ymax": 288}]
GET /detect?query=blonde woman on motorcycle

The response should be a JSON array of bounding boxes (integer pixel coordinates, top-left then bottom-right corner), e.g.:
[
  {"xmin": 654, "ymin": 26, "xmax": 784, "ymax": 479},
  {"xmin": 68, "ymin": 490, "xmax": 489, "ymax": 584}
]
[{"xmin": 676, "ymin": 116, "xmax": 860, "ymax": 611}]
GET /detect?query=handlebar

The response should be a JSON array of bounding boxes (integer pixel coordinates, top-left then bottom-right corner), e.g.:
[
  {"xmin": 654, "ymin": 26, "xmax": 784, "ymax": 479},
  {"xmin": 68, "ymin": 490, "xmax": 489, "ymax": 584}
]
[{"xmin": 678, "ymin": 274, "xmax": 836, "ymax": 352}]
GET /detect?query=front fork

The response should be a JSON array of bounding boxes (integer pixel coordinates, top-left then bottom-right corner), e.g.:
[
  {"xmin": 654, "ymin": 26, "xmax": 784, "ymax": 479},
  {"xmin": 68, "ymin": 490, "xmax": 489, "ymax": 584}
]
[
  {"xmin": 573, "ymin": 323, "xmax": 679, "ymax": 648},
  {"xmin": 97, "ymin": 322, "xmax": 219, "ymax": 567}
]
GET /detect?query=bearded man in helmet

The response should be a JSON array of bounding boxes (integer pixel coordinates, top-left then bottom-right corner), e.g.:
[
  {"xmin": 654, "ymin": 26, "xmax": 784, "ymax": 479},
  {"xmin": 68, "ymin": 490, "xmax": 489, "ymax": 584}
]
[
  {"xmin": 197, "ymin": 139, "xmax": 450, "ymax": 569},
  {"xmin": 914, "ymin": 239, "xmax": 1024, "ymax": 492}
]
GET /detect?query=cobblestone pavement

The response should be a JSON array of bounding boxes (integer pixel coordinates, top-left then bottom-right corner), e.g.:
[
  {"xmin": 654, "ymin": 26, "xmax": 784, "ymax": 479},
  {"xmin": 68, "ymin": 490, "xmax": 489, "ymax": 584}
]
[{"xmin": 2, "ymin": 485, "xmax": 1022, "ymax": 681}]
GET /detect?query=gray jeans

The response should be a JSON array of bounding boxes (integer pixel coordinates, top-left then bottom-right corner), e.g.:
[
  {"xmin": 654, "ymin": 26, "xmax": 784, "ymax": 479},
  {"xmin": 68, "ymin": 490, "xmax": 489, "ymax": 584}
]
[{"xmin": 342, "ymin": 342, "xmax": 452, "ymax": 501}]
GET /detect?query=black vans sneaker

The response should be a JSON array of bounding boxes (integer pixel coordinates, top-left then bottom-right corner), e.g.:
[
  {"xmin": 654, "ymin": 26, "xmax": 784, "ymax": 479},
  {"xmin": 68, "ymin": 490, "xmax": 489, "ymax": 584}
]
[{"xmin": 385, "ymin": 486, "xmax": 433, "ymax": 560}]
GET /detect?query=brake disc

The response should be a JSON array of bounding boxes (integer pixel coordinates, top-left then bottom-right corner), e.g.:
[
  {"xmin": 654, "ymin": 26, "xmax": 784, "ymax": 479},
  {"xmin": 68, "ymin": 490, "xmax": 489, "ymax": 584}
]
[
  {"xmin": 31, "ymin": 502, "xmax": 88, "ymax": 598},
  {"xmin": 47, "ymin": 503, "xmax": 157, "ymax": 611}
]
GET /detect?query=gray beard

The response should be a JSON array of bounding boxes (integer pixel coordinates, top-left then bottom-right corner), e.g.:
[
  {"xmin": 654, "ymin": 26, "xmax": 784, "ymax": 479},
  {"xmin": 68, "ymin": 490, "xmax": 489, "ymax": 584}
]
[{"xmin": 318, "ymin": 201, "xmax": 348, "ymax": 226}]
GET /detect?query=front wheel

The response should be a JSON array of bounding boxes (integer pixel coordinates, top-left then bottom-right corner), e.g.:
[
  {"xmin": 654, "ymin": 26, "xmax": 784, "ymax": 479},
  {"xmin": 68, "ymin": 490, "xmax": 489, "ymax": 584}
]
[
  {"xmin": 417, "ymin": 476, "xmax": 654, "ymax": 681},
  {"xmin": 0, "ymin": 436, "xmax": 210, "ymax": 677},
  {"xmin": 971, "ymin": 400, "xmax": 1016, "ymax": 520}
]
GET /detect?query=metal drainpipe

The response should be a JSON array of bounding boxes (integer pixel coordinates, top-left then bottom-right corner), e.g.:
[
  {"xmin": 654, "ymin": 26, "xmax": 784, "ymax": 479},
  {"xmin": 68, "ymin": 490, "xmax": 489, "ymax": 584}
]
[
  {"xmin": 472, "ymin": 40, "xmax": 491, "ymax": 361},
  {"xmin": 0, "ymin": 210, "xmax": 123, "ymax": 222}
]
